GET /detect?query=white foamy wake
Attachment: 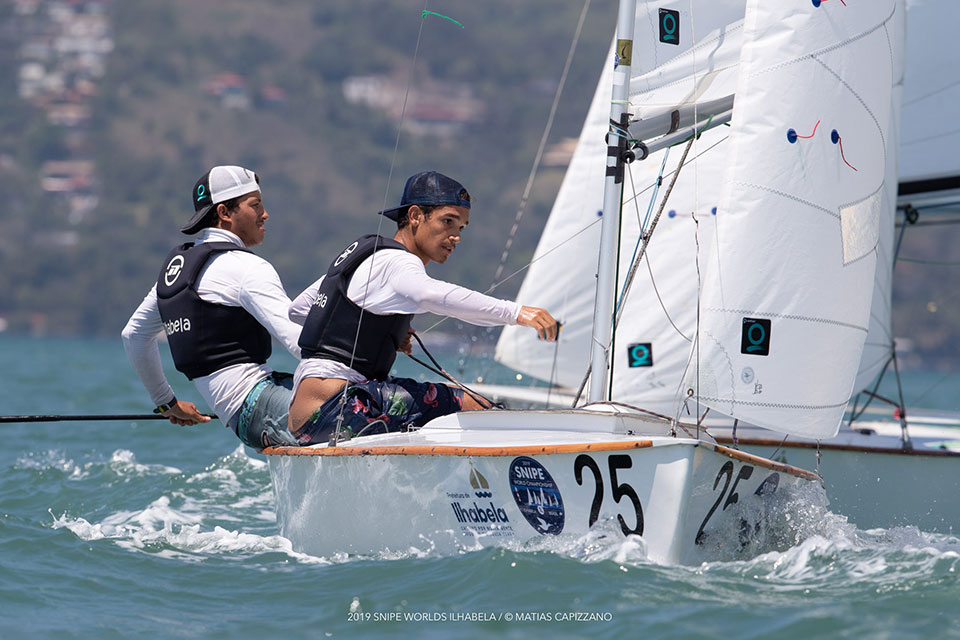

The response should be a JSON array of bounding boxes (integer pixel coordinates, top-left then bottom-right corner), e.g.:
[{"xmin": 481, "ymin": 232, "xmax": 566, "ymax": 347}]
[
  {"xmin": 16, "ymin": 448, "xmax": 181, "ymax": 481},
  {"xmin": 49, "ymin": 496, "xmax": 328, "ymax": 564},
  {"xmin": 46, "ymin": 446, "xmax": 330, "ymax": 564}
]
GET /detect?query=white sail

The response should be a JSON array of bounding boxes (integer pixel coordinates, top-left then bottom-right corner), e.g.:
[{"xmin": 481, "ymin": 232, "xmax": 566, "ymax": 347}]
[
  {"xmin": 899, "ymin": 0, "xmax": 960, "ymax": 186},
  {"xmin": 854, "ymin": 4, "xmax": 905, "ymax": 394},
  {"xmin": 690, "ymin": 1, "xmax": 900, "ymax": 438},
  {"xmin": 855, "ymin": 0, "xmax": 959, "ymax": 397},
  {"xmin": 497, "ymin": 0, "xmax": 919, "ymax": 418},
  {"xmin": 496, "ymin": 1, "xmax": 746, "ymax": 412},
  {"xmin": 493, "ymin": 41, "xmax": 608, "ymax": 395}
]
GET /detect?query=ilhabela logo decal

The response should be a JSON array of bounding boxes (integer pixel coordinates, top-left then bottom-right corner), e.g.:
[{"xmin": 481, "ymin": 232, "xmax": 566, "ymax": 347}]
[
  {"xmin": 509, "ymin": 456, "xmax": 564, "ymax": 535},
  {"xmin": 446, "ymin": 462, "xmax": 514, "ymax": 539}
]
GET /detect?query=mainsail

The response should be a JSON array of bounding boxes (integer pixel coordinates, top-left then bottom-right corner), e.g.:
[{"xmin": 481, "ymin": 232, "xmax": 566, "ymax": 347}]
[{"xmin": 689, "ymin": 1, "xmax": 901, "ymax": 438}]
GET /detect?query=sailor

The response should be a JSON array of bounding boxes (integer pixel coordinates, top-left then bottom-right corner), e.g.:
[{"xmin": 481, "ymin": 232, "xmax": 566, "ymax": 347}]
[
  {"xmin": 122, "ymin": 166, "xmax": 303, "ymax": 450},
  {"xmin": 287, "ymin": 170, "xmax": 558, "ymax": 444}
]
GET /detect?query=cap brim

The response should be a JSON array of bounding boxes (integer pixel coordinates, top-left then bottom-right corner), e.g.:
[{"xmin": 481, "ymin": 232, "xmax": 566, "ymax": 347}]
[
  {"xmin": 377, "ymin": 205, "xmax": 406, "ymax": 222},
  {"xmin": 181, "ymin": 204, "xmax": 214, "ymax": 234}
]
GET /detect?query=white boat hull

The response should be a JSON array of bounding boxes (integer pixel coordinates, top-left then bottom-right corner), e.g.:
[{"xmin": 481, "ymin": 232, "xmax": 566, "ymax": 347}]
[
  {"xmin": 266, "ymin": 410, "xmax": 819, "ymax": 564},
  {"xmin": 709, "ymin": 412, "xmax": 960, "ymax": 532}
]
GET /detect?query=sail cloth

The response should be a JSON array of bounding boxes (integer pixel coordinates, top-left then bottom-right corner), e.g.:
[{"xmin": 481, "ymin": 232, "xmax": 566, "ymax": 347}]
[
  {"xmin": 899, "ymin": 0, "xmax": 960, "ymax": 186},
  {"xmin": 689, "ymin": 1, "xmax": 900, "ymax": 439},
  {"xmin": 495, "ymin": 1, "xmax": 748, "ymax": 413},
  {"xmin": 854, "ymin": 3, "xmax": 905, "ymax": 396}
]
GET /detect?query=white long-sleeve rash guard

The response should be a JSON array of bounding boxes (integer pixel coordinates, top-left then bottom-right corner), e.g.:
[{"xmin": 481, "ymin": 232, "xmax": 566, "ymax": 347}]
[
  {"xmin": 289, "ymin": 248, "xmax": 521, "ymax": 389},
  {"xmin": 122, "ymin": 228, "xmax": 303, "ymax": 422}
]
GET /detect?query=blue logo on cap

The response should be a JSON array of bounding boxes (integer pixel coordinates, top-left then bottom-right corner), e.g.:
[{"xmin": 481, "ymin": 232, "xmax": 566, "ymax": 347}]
[{"xmin": 196, "ymin": 184, "xmax": 207, "ymax": 202}]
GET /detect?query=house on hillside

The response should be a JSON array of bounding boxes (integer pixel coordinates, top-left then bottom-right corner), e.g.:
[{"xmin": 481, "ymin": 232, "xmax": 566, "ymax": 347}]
[
  {"xmin": 343, "ymin": 74, "xmax": 483, "ymax": 137},
  {"xmin": 204, "ymin": 73, "xmax": 251, "ymax": 110}
]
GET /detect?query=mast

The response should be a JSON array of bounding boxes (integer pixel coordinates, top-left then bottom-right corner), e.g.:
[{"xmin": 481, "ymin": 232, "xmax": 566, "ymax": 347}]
[{"xmin": 588, "ymin": 0, "xmax": 636, "ymax": 403}]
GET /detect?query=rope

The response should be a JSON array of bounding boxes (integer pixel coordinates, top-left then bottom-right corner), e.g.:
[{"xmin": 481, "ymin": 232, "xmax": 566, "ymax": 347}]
[
  {"xmin": 847, "ymin": 354, "xmax": 893, "ymax": 424},
  {"xmin": 644, "ymin": 252, "xmax": 691, "ymax": 342},
  {"xmin": 460, "ymin": 0, "xmax": 592, "ymax": 386},
  {"xmin": 545, "ymin": 335, "xmax": 562, "ymax": 409},
  {"xmin": 490, "ymin": 0, "xmax": 592, "ymax": 287},
  {"xmin": 332, "ymin": 2, "xmax": 432, "ymax": 445},
  {"xmin": 571, "ymin": 139, "xmax": 696, "ymax": 407},
  {"xmin": 421, "ymin": 136, "xmax": 729, "ymax": 340},
  {"xmin": 407, "ymin": 332, "xmax": 498, "ymax": 410},
  {"xmin": 613, "ymin": 137, "xmax": 695, "ymax": 329}
]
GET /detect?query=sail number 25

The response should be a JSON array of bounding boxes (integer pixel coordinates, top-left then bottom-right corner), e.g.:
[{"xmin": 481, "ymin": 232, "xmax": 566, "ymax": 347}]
[{"xmin": 573, "ymin": 454, "xmax": 644, "ymax": 536}]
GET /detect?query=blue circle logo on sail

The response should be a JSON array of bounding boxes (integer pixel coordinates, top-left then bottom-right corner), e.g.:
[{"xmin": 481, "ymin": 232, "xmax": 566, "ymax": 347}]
[
  {"xmin": 740, "ymin": 317, "xmax": 771, "ymax": 356},
  {"xmin": 509, "ymin": 457, "xmax": 564, "ymax": 535},
  {"xmin": 627, "ymin": 343, "xmax": 653, "ymax": 367},
  {"xmin": 659, "ymin": 8, "xmax": 680, "ymax": 45}
]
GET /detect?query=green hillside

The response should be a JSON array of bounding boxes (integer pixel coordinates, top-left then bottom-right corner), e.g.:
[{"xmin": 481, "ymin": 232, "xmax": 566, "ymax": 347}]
[
  {"xmin": 2, "ymin": 0, "xmax": 959, "ymax": 370},
  {"xmin": 1, "ymin": 0, "xmax": 616, "ymax": 335}
]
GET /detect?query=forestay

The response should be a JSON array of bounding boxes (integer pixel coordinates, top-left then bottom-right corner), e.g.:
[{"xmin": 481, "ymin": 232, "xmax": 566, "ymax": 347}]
[{"xmin": 689, "ymin": 0, "xmax": 901, "ymax": 438}]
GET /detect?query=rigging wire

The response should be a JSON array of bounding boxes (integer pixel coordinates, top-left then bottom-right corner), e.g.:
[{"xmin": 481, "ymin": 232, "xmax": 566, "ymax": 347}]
[
  {"xmin": 612, "ymin": 138, "xmax": 695, "ymax": 330},
  {"xmin": 330, "ymin": 1, "xmax": 432, "ymax": 445},
  {"xmin": 489, "ymin": 0, "xmax": 593, "ymax": 288},
  {"xmin": 572, "ymin": 137, "xmax": 696, "ymax": 407},
  {"xmin": 614, "ymin": 148, "xmax": 670, "ymax": 310},
  {"xmin": 460, "ymin": 0, "xmax": 593, "ymax": 387},
  {"xmin": 644, "ymin": 252, "xmax": 691, "ymax": 342},
  {"xmin": 422, "ymin": 135, "xmax": 729, "ymax": 340}
]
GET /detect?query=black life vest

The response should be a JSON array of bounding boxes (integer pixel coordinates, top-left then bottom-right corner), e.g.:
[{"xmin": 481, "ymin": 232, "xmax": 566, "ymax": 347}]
[
  {"xmin": 156, "ymin": 242, "xmax": 272, "ymax": 380},
  {"xmin": 298, "ymin": 235, "xmax": 414, "ymax": 381}
]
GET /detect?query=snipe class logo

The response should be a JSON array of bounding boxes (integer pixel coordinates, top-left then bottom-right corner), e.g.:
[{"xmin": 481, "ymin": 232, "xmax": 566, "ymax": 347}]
[
  {"xmin": 164, "ymin": 255, "xmax": 185, "ymax": 286},
  {"xmin": 509, "ymin": 457, "xmax": 564, "ymax": 535}
]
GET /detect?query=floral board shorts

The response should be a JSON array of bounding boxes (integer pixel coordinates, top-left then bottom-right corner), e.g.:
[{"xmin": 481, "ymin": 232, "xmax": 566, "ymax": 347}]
[{"xmin": 292, "ymin": 377, "xmax": 465, "ymax": 446}]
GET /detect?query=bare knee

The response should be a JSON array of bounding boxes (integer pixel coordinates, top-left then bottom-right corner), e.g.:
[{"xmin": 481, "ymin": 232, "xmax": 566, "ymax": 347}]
[{"xmin": 459, "ymin": 392, "xmax": 486, "ymax": 411}]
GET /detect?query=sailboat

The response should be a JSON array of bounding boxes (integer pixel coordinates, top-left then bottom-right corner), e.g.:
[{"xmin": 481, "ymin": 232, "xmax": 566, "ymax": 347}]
[
  {"xmin": 261, "ymin": 0, "xmax": 894, "ymax": 562},
  {"xmin": 495, "ymin": 0, "xmax": 960, "ymax": 533}
]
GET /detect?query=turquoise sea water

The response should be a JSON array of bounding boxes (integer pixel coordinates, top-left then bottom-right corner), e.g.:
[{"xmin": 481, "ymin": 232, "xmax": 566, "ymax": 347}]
[{"xmin": 2, "ymin": 334, "xmax": 959, "ymax": 638}]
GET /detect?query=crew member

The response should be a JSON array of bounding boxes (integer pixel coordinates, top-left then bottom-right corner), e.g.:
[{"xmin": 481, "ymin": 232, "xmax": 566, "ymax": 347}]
[
  {"xmin": 288, "ymin": 170, "xmax": 557, "ymax": 445},
  {"xmin": 122, "ymin": 166, "xmax": 303, "ymax": 450}
]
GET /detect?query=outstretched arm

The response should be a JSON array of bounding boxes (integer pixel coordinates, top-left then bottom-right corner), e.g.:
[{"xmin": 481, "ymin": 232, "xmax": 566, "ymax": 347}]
[
  {"xmin": 388, "ymin": 259, "xmax": 558, "ymax": 340},
  {"xmin": 516, "ymin": 306, "xmax": 559, "ymax": 341}
]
